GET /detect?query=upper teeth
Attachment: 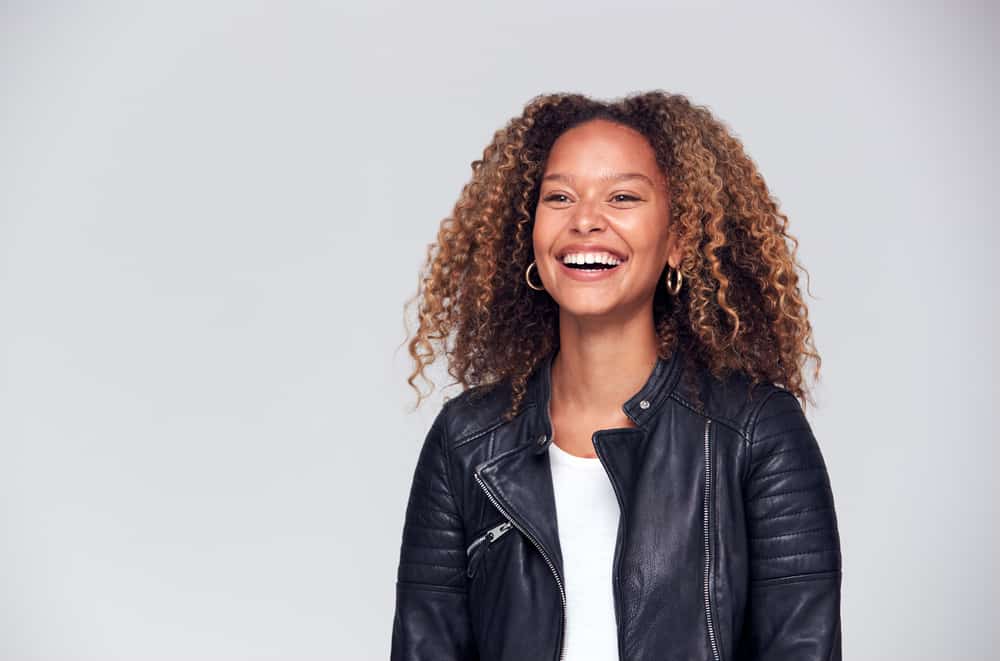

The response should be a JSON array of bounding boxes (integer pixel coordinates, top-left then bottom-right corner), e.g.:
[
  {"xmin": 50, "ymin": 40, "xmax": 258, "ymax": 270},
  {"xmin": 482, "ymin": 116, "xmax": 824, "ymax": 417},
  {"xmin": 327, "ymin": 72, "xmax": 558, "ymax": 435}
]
[{"xmin": 561, "ymin": 252, "xmax": 622, "ymax": 266}]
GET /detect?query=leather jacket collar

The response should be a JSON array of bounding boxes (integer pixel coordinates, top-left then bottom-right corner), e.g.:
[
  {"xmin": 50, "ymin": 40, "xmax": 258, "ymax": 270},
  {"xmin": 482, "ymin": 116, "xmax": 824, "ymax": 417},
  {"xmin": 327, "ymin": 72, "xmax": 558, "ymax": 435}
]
[{"xmin": 526, "ymin": 346, "xmax": 685, "ymax": 455}]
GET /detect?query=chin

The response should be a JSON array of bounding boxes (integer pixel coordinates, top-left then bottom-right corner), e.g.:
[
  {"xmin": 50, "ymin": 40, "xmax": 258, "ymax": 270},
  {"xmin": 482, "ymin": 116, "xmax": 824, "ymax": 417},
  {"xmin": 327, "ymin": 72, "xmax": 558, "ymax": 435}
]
[{"xmin": 556, "ymin": 297, "xmax": 623, "ymax": 319}]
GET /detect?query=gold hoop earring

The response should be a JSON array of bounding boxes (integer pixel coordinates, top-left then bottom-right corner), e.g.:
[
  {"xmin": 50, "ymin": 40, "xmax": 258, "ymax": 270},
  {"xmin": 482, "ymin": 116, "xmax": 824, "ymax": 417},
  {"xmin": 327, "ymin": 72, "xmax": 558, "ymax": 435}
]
[
  {"xmin": 665, "ymin": 266, "xmax": 683, "ymax": 295},
  {"xmin": 525, "ymin": 260, "xmax": 545, "ymax": 291}
]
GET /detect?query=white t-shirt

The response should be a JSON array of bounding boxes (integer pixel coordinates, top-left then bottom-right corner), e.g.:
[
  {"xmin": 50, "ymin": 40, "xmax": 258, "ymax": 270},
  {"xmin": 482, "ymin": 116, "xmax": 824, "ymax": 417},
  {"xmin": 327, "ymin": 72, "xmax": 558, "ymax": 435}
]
[{"xmin": 547, "ymin": 440, "xmax": 621, "ymax": 661}]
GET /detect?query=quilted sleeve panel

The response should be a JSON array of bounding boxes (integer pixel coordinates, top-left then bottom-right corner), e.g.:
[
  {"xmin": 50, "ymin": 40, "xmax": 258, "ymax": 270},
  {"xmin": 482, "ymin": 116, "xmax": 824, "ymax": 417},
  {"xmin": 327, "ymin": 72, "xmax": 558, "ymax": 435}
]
[
  {"xmin": 736, "ymin": 389, "xmax": 843, "ymax": 661},
  {"xmin": 390, "ymin": 404, "xmax": 477, "ymax": 660}
]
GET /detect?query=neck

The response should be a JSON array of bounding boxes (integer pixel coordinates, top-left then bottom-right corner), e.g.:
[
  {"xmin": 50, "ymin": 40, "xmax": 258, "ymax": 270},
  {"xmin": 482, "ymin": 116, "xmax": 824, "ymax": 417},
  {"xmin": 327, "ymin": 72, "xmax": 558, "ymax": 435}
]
[{"xmin": 551, "ymin": 306, "xmax": 660, "ymax": 420}]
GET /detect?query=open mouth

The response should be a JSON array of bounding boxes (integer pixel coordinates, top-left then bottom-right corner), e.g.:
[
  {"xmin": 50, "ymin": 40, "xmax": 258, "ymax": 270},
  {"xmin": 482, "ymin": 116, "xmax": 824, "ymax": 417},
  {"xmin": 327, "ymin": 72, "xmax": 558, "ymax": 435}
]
[
  {"xmin": 555, "ymin": 250, "xmax": 628, "ymax": 280},
  {"xmin": 563, "ymin": 262, "xmax": 619, "ymax": 271}
]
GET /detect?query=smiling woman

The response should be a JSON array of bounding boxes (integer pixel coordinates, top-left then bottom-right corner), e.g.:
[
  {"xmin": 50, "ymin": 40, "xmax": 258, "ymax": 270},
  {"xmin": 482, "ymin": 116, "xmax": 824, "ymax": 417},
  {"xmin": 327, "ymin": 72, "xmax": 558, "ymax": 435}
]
[{"xmin": 392, "ymin": 91, "xmax": 841, "ymax": 661}]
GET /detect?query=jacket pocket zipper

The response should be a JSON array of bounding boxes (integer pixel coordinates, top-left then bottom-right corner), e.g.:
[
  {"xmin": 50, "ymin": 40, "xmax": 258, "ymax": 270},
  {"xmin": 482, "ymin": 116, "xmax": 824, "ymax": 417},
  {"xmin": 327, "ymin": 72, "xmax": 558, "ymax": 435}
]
[{"xmin": 466, "ymin": 519, "xmax": 513, "ymax": 579}]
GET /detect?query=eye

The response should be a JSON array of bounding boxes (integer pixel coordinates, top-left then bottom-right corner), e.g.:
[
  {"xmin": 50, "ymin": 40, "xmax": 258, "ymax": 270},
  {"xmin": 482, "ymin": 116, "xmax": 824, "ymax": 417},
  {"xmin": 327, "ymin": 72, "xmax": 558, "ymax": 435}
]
[
  {"xmin": 543, "ymin": 193, "xmax": 571, "ymax": 203},
  {"xmin": 612, "ymin": 194, "xmax": 640, "ymax": 202}
]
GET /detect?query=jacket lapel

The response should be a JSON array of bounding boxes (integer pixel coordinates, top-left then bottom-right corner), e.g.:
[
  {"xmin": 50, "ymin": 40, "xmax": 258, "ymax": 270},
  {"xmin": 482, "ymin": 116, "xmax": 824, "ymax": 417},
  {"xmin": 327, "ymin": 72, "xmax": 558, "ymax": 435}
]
[{"xmin": 474, "ymin": 442, "xmax": 564, "ymax": 574}]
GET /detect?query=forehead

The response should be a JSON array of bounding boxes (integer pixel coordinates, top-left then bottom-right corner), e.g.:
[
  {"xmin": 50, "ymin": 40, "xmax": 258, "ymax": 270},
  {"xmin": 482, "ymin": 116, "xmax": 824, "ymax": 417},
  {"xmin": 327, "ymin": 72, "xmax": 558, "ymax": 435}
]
[{"xmin": 543, "ymin": 119, "xmax": 662, "ymax": 183}]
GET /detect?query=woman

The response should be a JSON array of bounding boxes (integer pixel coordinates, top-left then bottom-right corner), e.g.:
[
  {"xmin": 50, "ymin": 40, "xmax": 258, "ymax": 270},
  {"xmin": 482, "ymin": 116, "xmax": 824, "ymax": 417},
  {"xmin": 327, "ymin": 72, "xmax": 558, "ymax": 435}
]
[{"xmin": 391, "ymin": 92, "xmax": 843, "ymax": 661}]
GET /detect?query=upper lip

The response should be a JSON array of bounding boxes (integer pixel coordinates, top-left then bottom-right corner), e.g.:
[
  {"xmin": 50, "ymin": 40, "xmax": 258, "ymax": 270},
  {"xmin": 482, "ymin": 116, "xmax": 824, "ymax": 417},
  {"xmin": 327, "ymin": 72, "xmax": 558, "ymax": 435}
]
[{"xmin": 555, "ymin": 243, "xmax": 628, "ymax": 261}]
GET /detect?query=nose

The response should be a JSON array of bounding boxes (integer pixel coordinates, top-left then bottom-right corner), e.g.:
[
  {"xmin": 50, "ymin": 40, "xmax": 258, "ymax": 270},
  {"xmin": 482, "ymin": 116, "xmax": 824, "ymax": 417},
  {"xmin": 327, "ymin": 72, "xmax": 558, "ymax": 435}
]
[{"xmin": 569, "ymin": 198, "xmax": 608, "ymax": 234}]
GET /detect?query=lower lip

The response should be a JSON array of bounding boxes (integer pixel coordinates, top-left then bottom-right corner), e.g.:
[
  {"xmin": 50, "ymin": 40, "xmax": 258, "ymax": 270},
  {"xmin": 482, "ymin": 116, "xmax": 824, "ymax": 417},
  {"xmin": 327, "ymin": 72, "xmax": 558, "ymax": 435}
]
[{"xmin": 557, "ymin": 260, "xmax": 626, "ymax": 282}]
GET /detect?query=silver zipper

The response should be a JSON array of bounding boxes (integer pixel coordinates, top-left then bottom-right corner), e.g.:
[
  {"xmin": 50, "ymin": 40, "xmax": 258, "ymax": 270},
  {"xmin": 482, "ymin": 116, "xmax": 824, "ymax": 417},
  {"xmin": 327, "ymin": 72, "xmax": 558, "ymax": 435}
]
[
  {"xmin": 466, "ymin": 520, "xmax": 514, "ymax": 557},
  {"xmin": 474, "ymin": 470, "xmax": 567, "ymax": 661},
  {"xmin": 703, "ymin": 418, "xmax": 721, "ymax": 661}
]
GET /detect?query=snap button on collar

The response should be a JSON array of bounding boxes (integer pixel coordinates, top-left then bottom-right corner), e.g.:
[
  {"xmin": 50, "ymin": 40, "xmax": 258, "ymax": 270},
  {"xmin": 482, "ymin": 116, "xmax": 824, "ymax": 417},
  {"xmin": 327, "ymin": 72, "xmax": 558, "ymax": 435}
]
[
  {"xmin": 639, "ymin": 399, "xmax": 651, "ymax": 409},
  {"xmin": 533, "ymin": 433, "xmax": 552, "ymax": 455}
]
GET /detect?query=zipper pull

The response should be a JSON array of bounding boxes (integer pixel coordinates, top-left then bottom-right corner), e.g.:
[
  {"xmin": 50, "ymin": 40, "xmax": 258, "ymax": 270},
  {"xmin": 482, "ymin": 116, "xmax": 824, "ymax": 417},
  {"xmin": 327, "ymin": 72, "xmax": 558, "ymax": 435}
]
[
  {"xmin": 485, "ymin": 520, "xmax": 513, "ymax": 543},
  {"xmin": 466, "ymin": 520, "xmax": 514, "ymax": 579}
]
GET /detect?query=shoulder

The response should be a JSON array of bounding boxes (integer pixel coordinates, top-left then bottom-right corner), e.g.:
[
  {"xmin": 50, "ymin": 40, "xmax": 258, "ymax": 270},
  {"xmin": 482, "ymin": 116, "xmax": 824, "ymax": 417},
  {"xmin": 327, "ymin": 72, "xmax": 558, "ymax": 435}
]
[
  {"xmin": 669, "ymin": 362, "xmax": 799, "ymax": 443},
  {"xmin": 436, "ymin": 380, "xmax": 525, "ymax": 448}
]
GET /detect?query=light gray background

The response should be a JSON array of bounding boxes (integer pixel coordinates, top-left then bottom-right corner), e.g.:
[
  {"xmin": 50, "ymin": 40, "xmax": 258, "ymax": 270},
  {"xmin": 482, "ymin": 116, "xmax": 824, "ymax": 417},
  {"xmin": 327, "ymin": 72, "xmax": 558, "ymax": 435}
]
[{"xmin": 1, "ymin": 1, "xmax": 996, "ymax": 659}]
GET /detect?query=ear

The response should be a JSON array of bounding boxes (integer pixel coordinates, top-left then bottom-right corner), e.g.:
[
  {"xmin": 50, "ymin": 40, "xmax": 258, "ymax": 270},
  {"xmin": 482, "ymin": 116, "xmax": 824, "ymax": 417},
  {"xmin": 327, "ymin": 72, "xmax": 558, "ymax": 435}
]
[
  {"xmin": 664, "ymin": 213, "xmax": 683, "ymax": 269},
  {"xmin": 667, "ymin": 245, "xmax": 683, "ymax": 269},
  {"xmin": 665, "ymin": 232, "xmax": 683, "ymax": 269}
]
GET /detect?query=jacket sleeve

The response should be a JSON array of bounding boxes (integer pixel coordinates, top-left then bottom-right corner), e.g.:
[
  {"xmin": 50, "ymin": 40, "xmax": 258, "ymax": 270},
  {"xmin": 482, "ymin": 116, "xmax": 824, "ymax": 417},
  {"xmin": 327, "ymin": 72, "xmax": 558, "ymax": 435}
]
[
  {"xmin": 390, "ymin": 404, "xmax": 477, "ymax": 661},
  {"xmin": 737, "ymin": 389, "xmax": 843, "ymax": 661}
]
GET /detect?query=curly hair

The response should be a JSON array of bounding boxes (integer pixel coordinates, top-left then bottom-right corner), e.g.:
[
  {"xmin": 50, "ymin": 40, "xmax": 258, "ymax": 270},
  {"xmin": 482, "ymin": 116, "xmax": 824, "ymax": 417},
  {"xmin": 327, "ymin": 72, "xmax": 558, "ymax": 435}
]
[{"xmin": 403, "ymin": 90, "xmax": 821, "ymax": 421}]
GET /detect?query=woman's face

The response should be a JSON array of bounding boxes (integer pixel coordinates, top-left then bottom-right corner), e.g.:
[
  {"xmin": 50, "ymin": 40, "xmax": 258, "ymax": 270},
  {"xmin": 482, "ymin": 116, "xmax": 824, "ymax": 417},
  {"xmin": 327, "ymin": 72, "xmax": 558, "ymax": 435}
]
[{"xmin": 532, "ymin": 118, "xmax": 681, "ymax": 320}]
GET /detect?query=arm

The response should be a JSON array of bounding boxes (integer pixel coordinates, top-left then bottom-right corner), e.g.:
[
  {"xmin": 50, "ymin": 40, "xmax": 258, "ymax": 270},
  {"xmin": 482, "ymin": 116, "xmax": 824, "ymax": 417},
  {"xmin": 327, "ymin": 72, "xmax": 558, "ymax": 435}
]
[
  {"xmin": 737, "ymin": 389, "xmax": 843, "ymax": 660},
  {"xmin": 390, "ymin": 405, "xmax": 477, "ymax": 661}
]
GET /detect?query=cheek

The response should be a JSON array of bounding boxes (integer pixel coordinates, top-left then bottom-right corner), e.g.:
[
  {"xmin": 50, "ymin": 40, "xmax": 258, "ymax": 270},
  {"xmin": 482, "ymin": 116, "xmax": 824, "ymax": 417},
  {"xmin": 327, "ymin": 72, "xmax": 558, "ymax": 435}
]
[
  {"xmin": 626, "ymin": 228, "xmax": 671, "ymax": 277},
  {"xmin": 637, "ymin": 218, "xmax": 672, "ymax": 256},
  {"xmin": 620, "ymin": 225, "xmax": 668, "ymax": 261},
  {"xmin": 531, "ymin": 213, "xmax": 558, "ymax": 251}
]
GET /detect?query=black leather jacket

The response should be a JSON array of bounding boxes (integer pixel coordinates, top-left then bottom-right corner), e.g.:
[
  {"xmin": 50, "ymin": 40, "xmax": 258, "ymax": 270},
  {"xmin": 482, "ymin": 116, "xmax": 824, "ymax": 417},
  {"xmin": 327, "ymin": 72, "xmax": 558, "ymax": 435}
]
[{"xmin": 390, "ymin": 348, "xmax": 843, "ymax": 660}]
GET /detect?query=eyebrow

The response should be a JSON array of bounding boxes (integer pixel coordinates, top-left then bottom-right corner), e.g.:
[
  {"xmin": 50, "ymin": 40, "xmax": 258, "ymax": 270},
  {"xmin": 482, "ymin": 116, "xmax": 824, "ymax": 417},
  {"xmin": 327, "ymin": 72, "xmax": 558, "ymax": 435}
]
[{"xmin": 541, "ymin": 172, "xmax": 657, "ymax": 187}]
